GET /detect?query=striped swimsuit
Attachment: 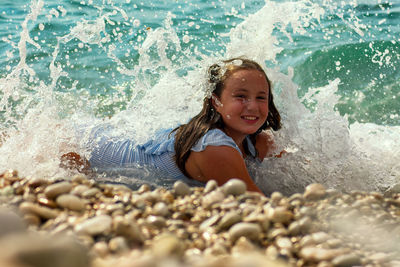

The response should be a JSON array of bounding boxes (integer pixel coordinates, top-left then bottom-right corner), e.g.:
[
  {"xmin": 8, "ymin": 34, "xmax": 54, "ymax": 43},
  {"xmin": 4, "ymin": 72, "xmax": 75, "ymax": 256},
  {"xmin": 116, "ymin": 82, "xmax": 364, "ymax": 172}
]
[{"xmin": 86, "ymin": 127, "xmax": 257, "ymax": 184}]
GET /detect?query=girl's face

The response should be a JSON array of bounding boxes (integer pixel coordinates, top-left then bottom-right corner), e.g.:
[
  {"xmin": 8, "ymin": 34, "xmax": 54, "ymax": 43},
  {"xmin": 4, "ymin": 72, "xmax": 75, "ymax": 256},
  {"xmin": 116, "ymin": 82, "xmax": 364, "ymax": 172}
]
[{"xmin": 213, "ymin": 69, "xmax": 269, "ymax": 143}]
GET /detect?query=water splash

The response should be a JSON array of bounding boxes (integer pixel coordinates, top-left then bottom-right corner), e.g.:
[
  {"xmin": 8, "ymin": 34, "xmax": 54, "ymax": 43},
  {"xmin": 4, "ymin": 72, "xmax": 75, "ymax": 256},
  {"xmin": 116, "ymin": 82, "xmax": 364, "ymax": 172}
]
[{"xmin": 0, "ymin": 0, "xmax": 398, "ymax": 194}]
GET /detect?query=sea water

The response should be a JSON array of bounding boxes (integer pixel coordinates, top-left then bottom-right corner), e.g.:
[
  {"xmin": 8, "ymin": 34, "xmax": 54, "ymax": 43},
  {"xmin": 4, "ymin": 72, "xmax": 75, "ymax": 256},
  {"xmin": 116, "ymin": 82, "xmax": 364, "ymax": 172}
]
[{"xmin": 0, "ymin": 0, "xmax": 399, "ymax": 195}]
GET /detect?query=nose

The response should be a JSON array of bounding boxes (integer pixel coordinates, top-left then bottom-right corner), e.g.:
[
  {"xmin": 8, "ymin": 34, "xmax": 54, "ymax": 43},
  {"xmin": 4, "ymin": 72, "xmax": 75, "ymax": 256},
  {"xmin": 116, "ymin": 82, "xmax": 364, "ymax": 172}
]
[{"xmin": 244, "ymin": 98, "xmax": 257, "ymax": 111}]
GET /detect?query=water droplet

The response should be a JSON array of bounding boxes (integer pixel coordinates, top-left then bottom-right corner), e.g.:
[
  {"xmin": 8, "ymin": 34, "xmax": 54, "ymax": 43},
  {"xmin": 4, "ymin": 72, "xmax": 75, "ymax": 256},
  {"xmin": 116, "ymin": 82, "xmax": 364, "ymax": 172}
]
[
  {"xmin": 133, "ymin": 19, "xmax": 140, "ymax": 27},
  {"xmin": 182, "ymin": 35, "xmax": 190, "ymax": 43}
]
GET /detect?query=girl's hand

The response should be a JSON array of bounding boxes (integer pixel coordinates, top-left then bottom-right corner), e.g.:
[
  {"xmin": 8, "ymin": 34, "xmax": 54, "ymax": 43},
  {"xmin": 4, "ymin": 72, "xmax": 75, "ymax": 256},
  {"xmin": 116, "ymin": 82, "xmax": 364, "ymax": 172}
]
[{"xmin": 274, "ymin": 150, "xmax": 287, "ymax": 158}]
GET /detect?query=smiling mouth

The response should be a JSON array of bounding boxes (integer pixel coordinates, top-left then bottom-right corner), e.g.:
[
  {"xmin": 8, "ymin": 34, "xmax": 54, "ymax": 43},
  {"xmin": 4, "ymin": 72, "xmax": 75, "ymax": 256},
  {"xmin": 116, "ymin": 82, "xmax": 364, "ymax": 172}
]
[{"xmin": 241, "ymin": 116, "xmax": 258, "ymax": 121}]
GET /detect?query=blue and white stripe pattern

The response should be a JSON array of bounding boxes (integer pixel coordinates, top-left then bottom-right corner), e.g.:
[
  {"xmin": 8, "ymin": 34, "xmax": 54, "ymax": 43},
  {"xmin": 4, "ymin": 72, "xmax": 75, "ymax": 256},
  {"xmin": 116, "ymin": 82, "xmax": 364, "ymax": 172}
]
[{"xmin": 87, "ymin": 127, "xmax": 257, "ymax": 181}]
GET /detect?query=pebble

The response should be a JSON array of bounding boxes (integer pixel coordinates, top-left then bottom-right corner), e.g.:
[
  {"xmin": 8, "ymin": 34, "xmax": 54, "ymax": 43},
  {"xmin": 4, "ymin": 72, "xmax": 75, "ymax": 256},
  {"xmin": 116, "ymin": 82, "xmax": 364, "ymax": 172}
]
[
  {"xmin": 92, "ymin": 241, "xmax": 109, "ymax": 257},
  {"xmin": 0, "ymin": 233, "xmax": 90, "ymax": 267},
  {"xmin": 152, "ymin": 234, "xmax": 184, "ymax": 259},
  {"xmin": 19, "ymin": 202, "xmax": 58, "ymax": 219},
  {"xmin": 23, "ymin": 213, "xmax": 41, "ymax": 226},
  {"xmin": 152, "ymin": 202, "xmax": 169, "ymax": 217},
  {"xmin": 81, "ymin": 187, "xmax": 101, "ymax": 198},
  {"xmin": 28, "ymin": 177, "xmax": 48, "ymax": 188},
  {"xmin": 304, "ymin": 183, "xmax": 327, "ymax": 200},
  {"xmin": 2, "ymin": 169, "xmax": 19, "ymax": 182},
  {"xmin": 204, "ymin": 180, "xmax": 218, "ymax": 193},
  {"xmin": 300, "ymin": 247, "xmax": 347, "ymax": 262},
  {"xmin": 0, "ymin": 208, "xmax": 26, "ymax": 237},
  {"xmin": 217, "ymin": 211, "xmax": 242, "ymax": 231},
  {"xmin": 275, "ymin": 237, "xmax": 293, "ymax": 251},
  {"xmin": 0, "ymin": 185, "xmax": 14, "ymax": 196},
  {"xmin": 108, "ymin": 236, "xmax": 129, "ymax": 253},
  {"xmin": 265, "ymin": 206, "xmax": 293, "ymax": 224},
  {"xmin": 202, "ymin": 189, "xmax": 225, "ymax": 208},
  {"xmin": 173, "ymin": 181, "xmax": 191, "ymax": 197},
  {"xmin": 332, "ymin": 253, "xmax": 361, "ymax": 267},
  {"xmin": 113, "ymin": 216, "xmax": 144, "ymax": 243},
  {"xmin": 1, "ymin": 174, "xmax": 399, "ymax": 267},
  {"xmin": 199, "ymin": 214, "xmax": 220, "ymax": 232},
  {"xmin": 56, "ymin": 194, "xmax": 86, "ymax": 211},
  {"xmin": 44, "ymin": 181, "xmax": 73, "ymax": 199},
  {"xmin": 222, "ymin": 178, "xmax": 247, "ymax": 196},
  {"xmin": 74, "ymin": 215, "xmax": 112, "ymax": 236},
  {"xmin": 71, "ymin": 184, "xmax": 90, "ymax": 196},
  {"xmin": 229, "ymin": 222, "xmax": 262, "ymax": 243},
  {"xmin": 147, "ymin": 215, "xmax": 167, "ymax": 229}
]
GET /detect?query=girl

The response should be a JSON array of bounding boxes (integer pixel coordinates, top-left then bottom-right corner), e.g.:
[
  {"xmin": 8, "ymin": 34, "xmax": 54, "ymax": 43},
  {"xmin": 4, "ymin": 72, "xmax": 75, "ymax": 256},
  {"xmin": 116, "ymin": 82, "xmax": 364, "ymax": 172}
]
[{"xmin": 61, "ymin": 58, "xmax": 282, "ymax": 194}]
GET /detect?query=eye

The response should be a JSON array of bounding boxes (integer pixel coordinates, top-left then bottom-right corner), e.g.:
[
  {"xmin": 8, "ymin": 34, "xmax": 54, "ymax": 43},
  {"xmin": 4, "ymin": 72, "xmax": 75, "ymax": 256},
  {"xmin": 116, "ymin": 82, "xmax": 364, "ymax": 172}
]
[
  {"xmin": 234, "ymin": 94, "xmax": 246, "ymax": 99},
  {"xmin": 257, "ymin": 96, "xmax": 267, "ymax": 100}
]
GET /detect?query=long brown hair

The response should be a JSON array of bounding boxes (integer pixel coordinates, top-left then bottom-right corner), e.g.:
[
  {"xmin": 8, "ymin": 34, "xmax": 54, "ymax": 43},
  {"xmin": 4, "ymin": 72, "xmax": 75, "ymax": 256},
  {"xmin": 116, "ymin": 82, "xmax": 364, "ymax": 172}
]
[{"xmin": 173, "ymin": 58, "xmax": 281, "ymax": 177}]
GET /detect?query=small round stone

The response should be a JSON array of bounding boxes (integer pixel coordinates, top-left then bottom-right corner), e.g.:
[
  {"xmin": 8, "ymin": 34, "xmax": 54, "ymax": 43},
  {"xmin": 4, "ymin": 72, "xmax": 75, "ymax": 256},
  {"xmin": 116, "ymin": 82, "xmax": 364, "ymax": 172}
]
[
  {"xmin": 223, "ymin": 179, "xmax": 247, "ymax": 196},
  {"xmin": 44, "ymin": 181, "xmax": 73, "ymax": 199},
  {"xmin": 74, "ymin": 215, "xmax": 112, "ymax": 236},
  {"xmin": 332, "ymin": 253, "xmax": 361, "ymax": 267},
  {"xmin": 56, "ymin": 194, "xmax": 85, "ymax": 211},
  {"xmin": 270, "ymin": 191, "xmax": 283, "ymax": 203},
  {"xmin": 267, "ymin": 206, "xmax": 293, "ymax": 224},
  {"xmin": 2, "ymin": 169, "xmax": 19, "ymax": 182},
  {"xmin": 108, "ymin": 236, "xmax": 129, "ymax": 253},
  {"xmin": 27, "ymin": 177, "xmax": 48, "ymax": 188},
  {"xmin": 19, "ymin": 202, "xmax": 58, "ymax": 219},
  {"xmin": 152, "ymin": 234, "xmax": 184, "ymax": 258},
  {"xmin": 229, "ymin": 222, "xmax": 261, "ymax": 243},
  {"xmin": 173, "ymin": 181, "xmax": 191, "ymax": 197},
  {"xmin": 304, "ymin": 183, "xmax": 326, "ymax": 200},
  {"xmin": 275, "ymin": 237, "xmax": 293, "ymax": 251},
  {"xmin": 0, "ymin": 208, "xmax": 26, "ymax": 237},
  {"xmin": 202, "ymin": 189, "xmax": 225, "ymax": 209},
  {"xmin": 152, "ymin": 202, "xmax": 169, "ymax": 217},
  {"xmin": 71, "ymin": 185, "xmax": 90, "ymax": 196},
  {"xmin": 300, "ymin": 247, "xmax": 345, "ymax": 262},
  {"xmin": 81, "ymin": 188, "xmax": 101, "ymax": 198},
  {"xmin": 217, "ymin": 211, "xmax": 242, "ymax": 232},
  {"xmin": 23, "ymin": 214, "xmax": 41, "ymax": 226},
  {"xmin": 113, "ymin": 216, "xmax": 144, "ymax": 243},
  {"xmin": 92, "ymin": 241, "xmax": 109, "ymax": 257},
  {"xmin": 147, "ymin": 215, "xmax": 167, "ymax": 229},
  {"xmin": 204, "ymin": 180, "xmax": 218, "ymax": 194}
]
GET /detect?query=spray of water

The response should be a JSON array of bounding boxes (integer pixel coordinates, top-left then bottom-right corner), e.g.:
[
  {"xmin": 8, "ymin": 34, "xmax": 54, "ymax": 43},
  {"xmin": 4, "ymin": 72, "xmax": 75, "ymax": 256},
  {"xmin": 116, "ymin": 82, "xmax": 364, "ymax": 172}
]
[{"xmin": 0, "ymin": 0, "xmax": 398, "ymax": 194}]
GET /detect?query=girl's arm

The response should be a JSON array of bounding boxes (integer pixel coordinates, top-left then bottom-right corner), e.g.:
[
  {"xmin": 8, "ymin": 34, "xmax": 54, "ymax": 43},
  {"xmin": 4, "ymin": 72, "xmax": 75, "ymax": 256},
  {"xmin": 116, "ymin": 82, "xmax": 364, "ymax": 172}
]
[{"xmin": 185, "ymin": 146, "xmax": 263, "ymax": 194}]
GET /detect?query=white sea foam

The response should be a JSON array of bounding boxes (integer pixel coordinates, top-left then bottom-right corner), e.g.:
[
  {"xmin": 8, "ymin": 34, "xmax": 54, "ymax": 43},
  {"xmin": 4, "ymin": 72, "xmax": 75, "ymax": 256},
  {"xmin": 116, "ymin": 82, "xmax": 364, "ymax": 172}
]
[{"xmin": 0, "ymin": 0, "xmax": 398, "ymax": 194}]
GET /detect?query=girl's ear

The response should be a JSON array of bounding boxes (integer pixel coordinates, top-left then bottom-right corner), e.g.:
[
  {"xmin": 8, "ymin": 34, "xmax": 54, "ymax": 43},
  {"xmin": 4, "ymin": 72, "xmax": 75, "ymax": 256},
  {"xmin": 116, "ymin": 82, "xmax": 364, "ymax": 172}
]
[{"xmin": 211, "ymin": 94, "xmax": 222, "ymax": 111}]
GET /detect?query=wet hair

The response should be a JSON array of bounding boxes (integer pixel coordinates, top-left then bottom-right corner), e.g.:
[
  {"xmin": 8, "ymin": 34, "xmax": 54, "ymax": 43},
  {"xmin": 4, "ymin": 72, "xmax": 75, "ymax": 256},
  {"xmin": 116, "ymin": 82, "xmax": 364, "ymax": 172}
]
[{"xmin": 173, "ymin": 57, "xmax": 281, "ymax": 177}]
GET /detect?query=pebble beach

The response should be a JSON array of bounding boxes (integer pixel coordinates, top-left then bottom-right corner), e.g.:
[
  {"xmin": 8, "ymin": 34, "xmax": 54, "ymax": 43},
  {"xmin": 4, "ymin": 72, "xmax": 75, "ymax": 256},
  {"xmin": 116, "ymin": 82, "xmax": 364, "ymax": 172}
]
[{"xmin": 1, "ymin": 170, "xmax": 400, "ymax": 267}]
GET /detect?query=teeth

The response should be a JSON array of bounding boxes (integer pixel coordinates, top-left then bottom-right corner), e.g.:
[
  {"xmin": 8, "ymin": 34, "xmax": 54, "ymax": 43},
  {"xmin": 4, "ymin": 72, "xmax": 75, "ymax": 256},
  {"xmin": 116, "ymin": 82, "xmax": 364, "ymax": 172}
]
[{"xmin": 243, "ymin": 116, "xmax": 257, "ymax": 120}]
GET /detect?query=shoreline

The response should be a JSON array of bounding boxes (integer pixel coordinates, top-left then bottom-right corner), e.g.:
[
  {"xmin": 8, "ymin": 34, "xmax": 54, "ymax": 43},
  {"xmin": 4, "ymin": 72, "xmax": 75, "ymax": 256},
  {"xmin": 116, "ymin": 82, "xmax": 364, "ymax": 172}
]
[{"xmin": 1, "ymin": 170, "xmax": 400, "ymax": 267}]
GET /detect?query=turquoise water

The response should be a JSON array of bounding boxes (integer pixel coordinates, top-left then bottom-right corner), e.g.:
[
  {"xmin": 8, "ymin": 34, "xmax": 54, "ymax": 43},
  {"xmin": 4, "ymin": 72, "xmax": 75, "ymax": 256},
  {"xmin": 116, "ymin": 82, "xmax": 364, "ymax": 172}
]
[{"xmin": 0, "ymin": 0, "xmax": 399, "ymax": 194}]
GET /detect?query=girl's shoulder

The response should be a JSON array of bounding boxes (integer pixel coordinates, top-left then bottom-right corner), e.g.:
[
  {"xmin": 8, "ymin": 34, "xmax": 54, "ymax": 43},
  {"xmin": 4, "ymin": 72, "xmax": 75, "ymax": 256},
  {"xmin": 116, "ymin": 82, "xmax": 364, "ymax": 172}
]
[{"xmin": 191, "ymin": 128, "xmax": 242, "ymax": 155}]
